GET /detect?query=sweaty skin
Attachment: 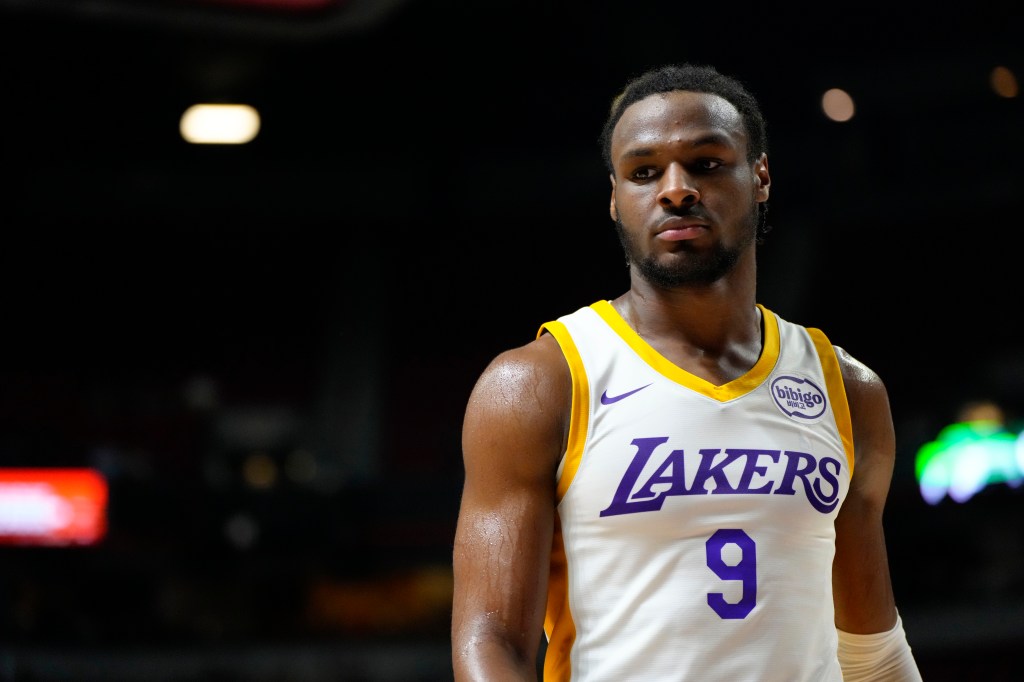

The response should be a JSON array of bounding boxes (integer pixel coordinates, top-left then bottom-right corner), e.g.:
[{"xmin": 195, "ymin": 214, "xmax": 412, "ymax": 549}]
[{"xmin": 451, "ymin": 90, "xmax": 901, "ymax": 680}]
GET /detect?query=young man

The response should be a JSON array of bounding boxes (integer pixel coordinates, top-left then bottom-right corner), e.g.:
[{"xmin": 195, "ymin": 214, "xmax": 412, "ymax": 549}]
[{"xmin": 451, "ymin": 63, "xmax": 922, "ymax": 681}]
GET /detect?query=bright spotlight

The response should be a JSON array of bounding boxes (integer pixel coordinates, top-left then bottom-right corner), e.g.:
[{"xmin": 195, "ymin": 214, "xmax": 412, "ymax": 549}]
[
  {"xmin": 180, "ymin": 103, "xmax": 261, "ymax": 144},
  {"xmin": 821, "ymin": 88, "xmax": 855, "ymax": 123}
]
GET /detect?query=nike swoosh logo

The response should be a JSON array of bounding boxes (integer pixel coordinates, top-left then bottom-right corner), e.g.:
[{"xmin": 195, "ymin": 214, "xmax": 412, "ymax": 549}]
[{"xmin": 600, "ymin": 383, "xmax": 652, "ymax": 405}]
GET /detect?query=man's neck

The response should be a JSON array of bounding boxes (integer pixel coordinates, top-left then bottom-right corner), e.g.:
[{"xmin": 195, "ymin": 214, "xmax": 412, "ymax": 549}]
[{"xmin": 611, "ymin": 279, "xmax": 763, "ymax": 386}]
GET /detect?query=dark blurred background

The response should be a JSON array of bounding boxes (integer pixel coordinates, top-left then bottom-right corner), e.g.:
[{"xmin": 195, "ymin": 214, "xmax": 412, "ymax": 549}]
[{"xmin": 1, "ymin": 0, "xmax": 1022, "ymax": 679}]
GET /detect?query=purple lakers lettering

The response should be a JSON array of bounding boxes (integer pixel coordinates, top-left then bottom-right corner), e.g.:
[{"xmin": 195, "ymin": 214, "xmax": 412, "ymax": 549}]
[{"xmin": 600, "ymin": 437, "xmax": 842, "ymax": 516}]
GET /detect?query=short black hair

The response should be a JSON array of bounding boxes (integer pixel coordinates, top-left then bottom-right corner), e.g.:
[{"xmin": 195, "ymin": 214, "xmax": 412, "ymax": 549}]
[{"xmin": 599, "ymin": 63, "xmax": 768, "ymax": 174}]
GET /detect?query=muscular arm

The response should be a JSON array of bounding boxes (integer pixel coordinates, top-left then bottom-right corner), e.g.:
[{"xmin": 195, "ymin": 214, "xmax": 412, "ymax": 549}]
[
  {"xmin": 451, "ymin": 335, "xmax": 569, "ymax": 681},
  {"xmin": 832, "ymin": 346, "xmax": 922, "ymax": 680},
  {"xmin": 832, "ymin": 345, "xmax": 898, "ymax": 633}
]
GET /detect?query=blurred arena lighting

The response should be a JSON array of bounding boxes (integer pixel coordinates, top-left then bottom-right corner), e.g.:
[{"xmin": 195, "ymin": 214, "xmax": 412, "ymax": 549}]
[
  {"xmin": 0, "ymin": 468, "xmax": 108, "ymax": 546},
  {"xmin": 915, "ymin": 403, "xmax": 1024, "ymax": 505},
  {"xmin": 821, "ymin": 87, "xmax": 855, "ymax": 122},
  {"xmin": 242, "ymin": 451, "xmax": 278, "ymax": 489},
  {"xmin": 180, "ymin": 103, "xmax": 260, "ymax": 144},
  {"xmin": 182, "ymin": 374, "xmax": 221, "ymax": 412},
  {"xmin": 990, "ymin": 65, "xmax": 1019, "ymax": 98},
  {"xmin": 224, "ymin": 511, "xmax": 260, "ymax": 549}
]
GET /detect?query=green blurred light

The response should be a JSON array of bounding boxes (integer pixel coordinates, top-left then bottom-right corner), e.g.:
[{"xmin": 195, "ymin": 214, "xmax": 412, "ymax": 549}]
[{"xmin": 914, "ymin": 420, "xmax": 1023, "ymax": 504}]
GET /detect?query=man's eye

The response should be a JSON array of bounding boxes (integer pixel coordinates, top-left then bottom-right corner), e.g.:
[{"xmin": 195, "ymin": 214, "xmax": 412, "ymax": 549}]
[
  {"xmin": 697, "ymin": 159, "xmax": 723, "ymax": 171},
  {"xmin": 631, "ymin": 167, "xmax": 658, "ymax": 181}
]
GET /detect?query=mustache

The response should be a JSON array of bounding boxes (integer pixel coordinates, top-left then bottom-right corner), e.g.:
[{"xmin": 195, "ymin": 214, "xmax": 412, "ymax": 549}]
[{"xmin": 664, "ymin": 204, "xmax": 711, "ymax": 221}]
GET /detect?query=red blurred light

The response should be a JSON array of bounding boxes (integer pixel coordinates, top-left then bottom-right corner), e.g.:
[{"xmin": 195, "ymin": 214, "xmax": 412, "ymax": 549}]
[{"xmin": 0, "ymin": 469, "xmax": 108, "ymax": 546}]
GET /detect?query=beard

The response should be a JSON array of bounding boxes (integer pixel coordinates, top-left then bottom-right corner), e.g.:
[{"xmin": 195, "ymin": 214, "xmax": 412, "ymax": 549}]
[{"xmin": 614, "ymin": 204, "xmax": 758, "ymax": 288}]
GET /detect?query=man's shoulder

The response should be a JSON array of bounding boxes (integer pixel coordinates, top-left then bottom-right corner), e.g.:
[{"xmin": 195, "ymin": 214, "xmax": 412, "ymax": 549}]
[
  {"xmin": 477, "ymin": 333, "xmax": 569, "ymax": 393},
  {"xmin": 827, "ymin": 344, "xmax": 881, "ymax": 387}
]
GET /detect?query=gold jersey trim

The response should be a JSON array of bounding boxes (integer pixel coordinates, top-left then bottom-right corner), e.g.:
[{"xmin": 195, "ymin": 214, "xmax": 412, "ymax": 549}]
[
  {"xmin": 807, "ymin": 326, "xmax": 855, "ymax": 475},
  {"xmin": 589, "ymin": 300, "xmax": 781, "ymax": 400}
]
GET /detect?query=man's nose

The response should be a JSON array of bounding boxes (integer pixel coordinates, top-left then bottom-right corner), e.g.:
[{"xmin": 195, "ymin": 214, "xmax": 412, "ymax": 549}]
[{"xmin": 657, "ymin": 164, "xmax": 700, "ymax": 207}]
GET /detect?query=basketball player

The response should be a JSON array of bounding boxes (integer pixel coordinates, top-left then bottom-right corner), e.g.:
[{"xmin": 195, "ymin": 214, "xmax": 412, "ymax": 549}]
[{"xmin": 451, "ymin": 63, "xmax": 922, "ymax": 680}]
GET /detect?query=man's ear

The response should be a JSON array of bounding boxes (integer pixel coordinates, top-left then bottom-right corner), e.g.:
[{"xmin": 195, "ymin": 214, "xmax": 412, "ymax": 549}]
[
  {"xmin": 609, "ymin": 174, "xmax": 618, "ymax": 221},
  {"xmin": 754, "ymin": 154, "xmax": 771, "ymax": 202}
]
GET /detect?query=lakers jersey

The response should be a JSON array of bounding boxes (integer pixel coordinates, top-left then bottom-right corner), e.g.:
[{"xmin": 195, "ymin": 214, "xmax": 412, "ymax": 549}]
[{"xmin": 537, "ymin": 301, "xmax": 854, "ymax": 681}]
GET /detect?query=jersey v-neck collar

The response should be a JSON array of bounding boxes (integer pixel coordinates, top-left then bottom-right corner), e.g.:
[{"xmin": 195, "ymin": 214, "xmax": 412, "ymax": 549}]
[{"xmin": 590, "ymin": 299, "xmax": 780, "ymax": 402}]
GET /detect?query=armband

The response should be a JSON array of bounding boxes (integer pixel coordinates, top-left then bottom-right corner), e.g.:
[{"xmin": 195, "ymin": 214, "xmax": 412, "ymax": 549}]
[{"xmin": 837, "ymin": 612, "xmax": 922, "ymax": 682}]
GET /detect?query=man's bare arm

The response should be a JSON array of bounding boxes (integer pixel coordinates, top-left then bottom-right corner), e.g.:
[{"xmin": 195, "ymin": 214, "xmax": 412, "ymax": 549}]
[
  {"xmin": 832, "ymin": 345, "xmax": 898, "ymax": 632},
  {"xmin": 452, "ymin": 335, "xmax": 569, "ymax": 681},
  {"xmin": 832, "ymin": 345, "xmax": 922, "ymax": 680}
]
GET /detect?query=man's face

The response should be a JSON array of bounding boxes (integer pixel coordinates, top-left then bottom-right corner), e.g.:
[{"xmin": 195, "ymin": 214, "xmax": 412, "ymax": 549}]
[{"xmin": 609, "ymin": 91, "xmax": 770, "ymax": 287}]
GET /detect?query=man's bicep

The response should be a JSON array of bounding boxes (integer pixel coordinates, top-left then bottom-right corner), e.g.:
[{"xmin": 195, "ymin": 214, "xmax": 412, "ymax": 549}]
[{"xmin": 452, "ymin": 347, "xmax": 565, "ymax": 676}]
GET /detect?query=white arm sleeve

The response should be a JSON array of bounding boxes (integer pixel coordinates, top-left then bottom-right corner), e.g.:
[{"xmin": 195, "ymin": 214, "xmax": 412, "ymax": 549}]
[{"xmin": 837, "ymin": 612, "xmax": 923, "ymax": 682}]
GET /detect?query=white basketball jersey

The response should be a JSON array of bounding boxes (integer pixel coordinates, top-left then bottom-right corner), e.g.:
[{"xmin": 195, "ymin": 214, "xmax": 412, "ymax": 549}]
[{"xmin": 538, "ymin": 301, "xmax": 854, "ymax": 682}]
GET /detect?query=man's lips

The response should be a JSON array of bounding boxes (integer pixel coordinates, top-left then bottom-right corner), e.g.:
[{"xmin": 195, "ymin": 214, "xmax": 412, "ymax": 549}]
[{"xmin": 656, "ymin": 218, "xmax": 709, "ymax": 241}]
